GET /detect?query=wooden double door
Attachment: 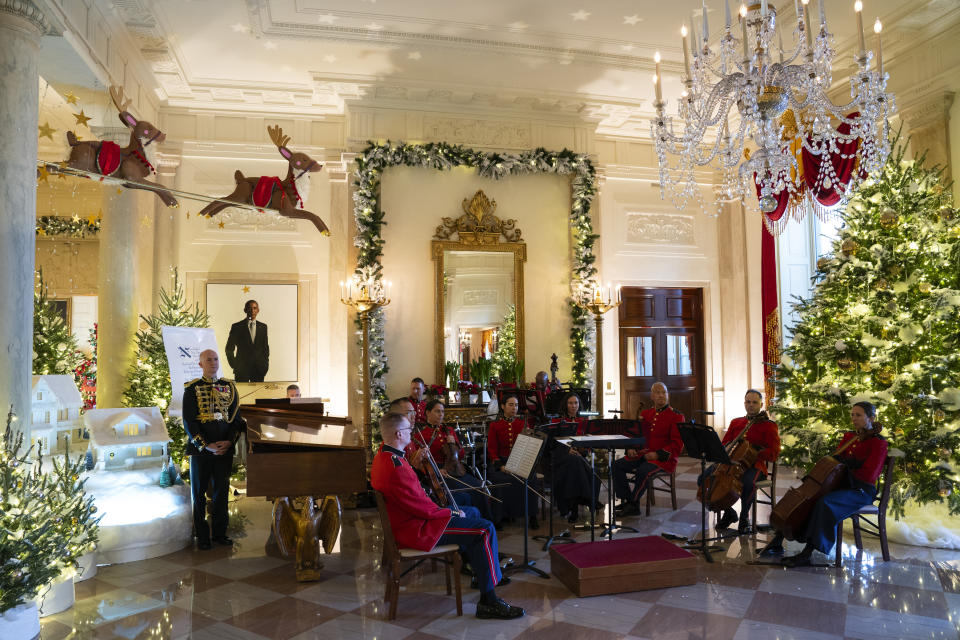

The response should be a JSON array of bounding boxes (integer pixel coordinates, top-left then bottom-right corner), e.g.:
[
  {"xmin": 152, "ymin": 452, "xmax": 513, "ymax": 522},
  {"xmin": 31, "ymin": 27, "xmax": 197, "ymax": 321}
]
[{"xmin": 618, "ymin": 287, "xmax": 706, "ymax": 422}]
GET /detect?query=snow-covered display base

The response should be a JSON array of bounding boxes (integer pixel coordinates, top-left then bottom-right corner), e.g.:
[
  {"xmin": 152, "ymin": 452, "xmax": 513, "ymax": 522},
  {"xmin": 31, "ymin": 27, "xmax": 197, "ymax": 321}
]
[
  {"xmin": 887, "ymin": 500, "xmax": 960, "ymax": 549},
  {"xmin": 84, "ymin": 469, "xmax": 192, "ymax": 564}
]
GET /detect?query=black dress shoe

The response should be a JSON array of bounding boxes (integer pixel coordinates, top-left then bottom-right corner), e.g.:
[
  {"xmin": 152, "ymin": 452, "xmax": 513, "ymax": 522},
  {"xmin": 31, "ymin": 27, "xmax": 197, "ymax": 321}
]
[
  {"xmin": 618, "ymin": 502, "xmax": 641, "ymax": 516},
  {"xmin": 476, "ymin": 597, "xmax": 525, "ymax": 620},
  {"xmin": 212, "ymin": 536, "xmax": 234, "ymax": 546},
  {"xmin": 197, "ymin": 541, "xmax": 212, "ymax": 551},
  {"xmin": 715, "ymin": 508, "xmax": 738, "ymax": 530},
  {"xmin": 781, "ymin": 553, "xmax": 812, "ymax": 568}
]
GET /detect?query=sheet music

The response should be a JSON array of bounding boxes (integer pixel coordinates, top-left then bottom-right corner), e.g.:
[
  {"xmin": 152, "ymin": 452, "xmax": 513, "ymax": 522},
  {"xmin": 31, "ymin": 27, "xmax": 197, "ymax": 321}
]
[
  {"xmin": 504, "ymin": 433, "xmax": 544, "ymax": 479},
  {"xmin": 566, "ymin": 434, "xmax": 629, "ymax": 444}
]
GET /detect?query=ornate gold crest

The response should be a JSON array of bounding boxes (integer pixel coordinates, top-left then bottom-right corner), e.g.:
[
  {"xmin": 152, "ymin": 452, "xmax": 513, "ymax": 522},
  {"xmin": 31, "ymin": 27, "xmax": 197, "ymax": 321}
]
[{"xmin": 434, "ymin": 190, "xmax": 522, "ymax": 244}]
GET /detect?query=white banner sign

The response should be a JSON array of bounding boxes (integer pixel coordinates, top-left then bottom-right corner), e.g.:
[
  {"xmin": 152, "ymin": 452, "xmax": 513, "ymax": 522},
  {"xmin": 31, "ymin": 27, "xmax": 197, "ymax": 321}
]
[{"xmin": 162, "ymin": 326, "xmax": 221, "ymax": 417}]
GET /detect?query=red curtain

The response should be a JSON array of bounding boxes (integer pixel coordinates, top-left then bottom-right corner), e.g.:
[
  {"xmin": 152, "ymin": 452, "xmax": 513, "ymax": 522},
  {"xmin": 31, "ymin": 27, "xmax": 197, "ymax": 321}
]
[{"xmin": 761, "ymin": 219, "xmax": 780, "ymax": 403}]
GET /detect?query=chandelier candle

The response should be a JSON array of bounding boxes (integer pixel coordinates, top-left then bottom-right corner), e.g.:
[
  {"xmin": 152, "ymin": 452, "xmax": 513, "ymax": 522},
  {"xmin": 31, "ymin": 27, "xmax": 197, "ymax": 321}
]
[
  {"xmin": 654, "ymin": 52, "xmax": 663, "ymax": 103},
  {"xmin": 874, "ymin": 18, "xmax": 883, "ymax": 75},
  {"xmin": 681, "ymin": 26, "xmax": 692, "ymax": 80},
  {"xmin": 802, "ymin": 0, "xmax": 813, "ymax": 52},
  {"xmin": 854, "ymin": 1, "xmax": 866, "ymax": 59},
  {"xmin": 739, "ymin": 5, "xmax": 749, "ymax": 60}
]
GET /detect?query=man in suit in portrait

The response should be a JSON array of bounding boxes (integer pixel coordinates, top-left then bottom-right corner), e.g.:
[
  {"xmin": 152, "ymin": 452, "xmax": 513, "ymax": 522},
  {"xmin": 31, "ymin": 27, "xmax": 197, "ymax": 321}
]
[{"xmin": 225, "ymin": 299, "xmax": 269, "ymax": 382}]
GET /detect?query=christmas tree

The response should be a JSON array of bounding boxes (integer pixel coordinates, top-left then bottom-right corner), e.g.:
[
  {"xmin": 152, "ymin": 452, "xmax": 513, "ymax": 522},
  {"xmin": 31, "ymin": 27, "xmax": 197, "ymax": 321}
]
[
  {"xmin": 491, "ymin": 304, "xmax": 518, "ymax": 381},
  {"xmin": 0, "ymin": 408, "xmax": 99, "ymax": 614},
  {"xmin": 772, "ymin": 144, "xmax": 960, "ymax": 517},
  {"xmin": 122, "ymin": 271, "xmax": 209, "ymax": 466},
  {"xmin": 33, "ymin": 272, "xmax": 84, "ymax": 377}
]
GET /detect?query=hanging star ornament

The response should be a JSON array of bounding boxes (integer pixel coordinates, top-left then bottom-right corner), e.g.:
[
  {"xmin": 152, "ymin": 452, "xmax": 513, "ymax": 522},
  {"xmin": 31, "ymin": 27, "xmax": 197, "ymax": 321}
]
[
  {"xmin": 64, "ymin": 91, "xmax": 79, "ymax": 105},
  {"xmin": 38, "ymin": 122, "xmax": 56, "ymax": 141},
  {"xmin": 37, "ymin": 165, "xmax": 50, "ymax": 183},
  {"xmin": 73, "ymin": 110, "xmax": 92, "ymax": 127},
  {"xmin": 242, "ymin": 285, "xmax": 251, "ymax": 293},
  {"xmin": 218, "ymin": 221, "xmax": 225, "ymax": 228}
]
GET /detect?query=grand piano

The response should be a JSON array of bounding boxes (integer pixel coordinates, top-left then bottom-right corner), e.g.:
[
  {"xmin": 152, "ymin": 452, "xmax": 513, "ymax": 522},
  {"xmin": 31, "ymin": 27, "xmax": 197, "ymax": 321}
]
[{"xmin": 242, "ymin": 398, "xmax": 366, "ymax": 581}]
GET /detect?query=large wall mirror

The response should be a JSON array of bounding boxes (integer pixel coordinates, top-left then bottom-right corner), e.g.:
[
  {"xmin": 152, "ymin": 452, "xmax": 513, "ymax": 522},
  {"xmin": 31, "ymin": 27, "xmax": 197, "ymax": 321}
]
[{"xmin": 432, "ymin": 190, "xmax": 526, "ymax": 384}]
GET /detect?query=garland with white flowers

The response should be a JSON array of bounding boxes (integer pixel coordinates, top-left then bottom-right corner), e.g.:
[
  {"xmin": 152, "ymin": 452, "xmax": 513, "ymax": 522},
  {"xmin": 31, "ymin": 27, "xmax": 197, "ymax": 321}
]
[{"xmin": 352, "ymin": 142, "xmax": 599, "ymax": 449}]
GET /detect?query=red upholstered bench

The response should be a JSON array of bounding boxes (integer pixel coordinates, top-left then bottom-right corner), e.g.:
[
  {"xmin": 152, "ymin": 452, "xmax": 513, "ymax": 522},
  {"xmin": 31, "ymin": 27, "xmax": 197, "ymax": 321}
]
[{"xmin": 550, "ymin": 536, "xmax": 697, "ymax": 597}]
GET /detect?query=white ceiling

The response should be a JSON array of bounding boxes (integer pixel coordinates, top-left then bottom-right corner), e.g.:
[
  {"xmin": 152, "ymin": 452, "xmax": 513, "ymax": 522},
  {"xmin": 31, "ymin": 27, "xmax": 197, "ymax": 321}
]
[{"xmin": 45, "ymin": 0, "xmax": 955, "ymax": 133}]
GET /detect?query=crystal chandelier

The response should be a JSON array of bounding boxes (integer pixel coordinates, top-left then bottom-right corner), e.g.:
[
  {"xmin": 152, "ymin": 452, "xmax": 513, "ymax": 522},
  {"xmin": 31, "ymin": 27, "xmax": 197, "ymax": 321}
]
[{"xmin": 651, "ymin": 0, "xmax": 895, "ymax": 216}]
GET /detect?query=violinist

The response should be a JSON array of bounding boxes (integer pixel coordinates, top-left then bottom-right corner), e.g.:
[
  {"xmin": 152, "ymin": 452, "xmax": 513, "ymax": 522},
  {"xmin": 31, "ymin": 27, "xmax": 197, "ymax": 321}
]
[
  {"xmin": 549, "ymin": 392, "xmax": 602, "ymax": 522},
  {"xmin": 762, "ymin": 401, "xmax": 888, "ymax": 567},
  {"xmin": 413, "ymin": 399, "xmax": 495, "ymax": 523},
  {"xmin": 488, "ymin": 395, "xmax": 539, "ymax": 529},
  {"xmin": 612, "ymin": 382, "xmax": 685, "ymax": 517},
  {"xmin": 700, "ymin": 389, "xmax": 780, "ymax": 533},
  {"xmin": 371, "ymin": 412, "xmax": 524, "ymax": 620}
]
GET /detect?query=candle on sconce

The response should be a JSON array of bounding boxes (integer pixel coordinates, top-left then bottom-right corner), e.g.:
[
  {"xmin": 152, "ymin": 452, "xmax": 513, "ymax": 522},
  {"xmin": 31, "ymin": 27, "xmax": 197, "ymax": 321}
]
[
  {"xmin": 802, "ymin": 0, "xmax": 813, "ymax": 51},
  {"xmin": 654, "ymin": 52, "xmax": 663, "ymax": 102},
  {"xmin": 854, "ymin": 1, "xmax": 866, "ymax": 58},
  {"xmin": 607, "ymin": 283, "xmax": 612, "ymax": 304},
  {"xmin": 739, "ymin": 4, "xmax": 749, "ymax": 61},
  {"xmin": 681, "ymin": 25, "xmax": 692, "ymax": 80},
  {"xmin": 725, "ymin": 0, "xmax": 732, "ymax": 30},
  {"xmin": 702, "ymin": 0, "xmax": 709, "ymax": 44},
  {"xmin": 873, "ymin": 17, "xmax": 883, "ymax": 74},
  {"xmin": 339, "ymin": 280, "xmax": 345, "ymax": 300},
  {"xmin": 690, "ymin": 14, "xmax": 699, "ymax": 55},
  {"xmin": 616, "ymin": 284, "xmax": 622, "ymax": 304}
]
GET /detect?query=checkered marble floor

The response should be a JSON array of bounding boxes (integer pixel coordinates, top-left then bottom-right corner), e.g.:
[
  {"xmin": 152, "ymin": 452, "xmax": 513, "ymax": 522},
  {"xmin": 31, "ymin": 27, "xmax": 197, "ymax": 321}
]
[{"xmin": 41, "ymin": 460, "xmax": 960, "ymax": 639}]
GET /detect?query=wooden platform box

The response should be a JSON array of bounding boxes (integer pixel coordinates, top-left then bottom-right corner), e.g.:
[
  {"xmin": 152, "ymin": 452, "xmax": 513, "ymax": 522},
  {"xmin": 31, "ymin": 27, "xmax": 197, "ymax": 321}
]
[{"xmin": 550, "ymin": 536, "xmax": 697, "ymax": 597}]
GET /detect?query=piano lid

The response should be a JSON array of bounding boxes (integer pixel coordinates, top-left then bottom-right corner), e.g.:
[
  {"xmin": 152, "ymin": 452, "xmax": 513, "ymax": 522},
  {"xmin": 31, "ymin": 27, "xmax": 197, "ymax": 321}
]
[{"xmin": 242, "ymin": 404, "xmax": 359, "ymax": 448}]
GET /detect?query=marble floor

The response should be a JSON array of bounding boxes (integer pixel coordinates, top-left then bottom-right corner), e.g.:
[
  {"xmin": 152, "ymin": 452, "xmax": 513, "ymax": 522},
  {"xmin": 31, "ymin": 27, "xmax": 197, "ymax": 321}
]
[{"xmin": 41, "ymin": 459, "xmax": 960, "ymax": 639}]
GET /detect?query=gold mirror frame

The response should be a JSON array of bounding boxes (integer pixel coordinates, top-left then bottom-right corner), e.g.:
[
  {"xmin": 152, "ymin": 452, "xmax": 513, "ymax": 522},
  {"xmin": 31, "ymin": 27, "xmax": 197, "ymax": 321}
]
[{"xmin": 432, "ymin": 190, "xmax": 526, "ymax": 385}]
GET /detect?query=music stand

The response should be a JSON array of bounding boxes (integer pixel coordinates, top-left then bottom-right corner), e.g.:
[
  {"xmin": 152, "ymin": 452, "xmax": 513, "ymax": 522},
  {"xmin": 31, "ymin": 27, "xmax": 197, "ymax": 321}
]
[
  {"xmin": 533, "ymin": 421, "xmax": 579, "ymax": 551},
  {"xmin": 502, "ymin": 432, "xmax": 550, "ymax": 579},
  {"xmin": 677, "ymin": 421, "xmax": 731, "ymax": 563}
]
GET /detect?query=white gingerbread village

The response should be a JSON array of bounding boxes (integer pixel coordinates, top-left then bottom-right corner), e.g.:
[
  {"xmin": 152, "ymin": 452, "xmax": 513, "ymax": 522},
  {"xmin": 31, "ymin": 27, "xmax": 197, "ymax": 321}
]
[
  {"xmin": 30, "ymin": 375, "xmax": 84, "ymax": 455},
  {"xmin": 84, "ymin": 406, "xmax": 170, "ymax": 471}
]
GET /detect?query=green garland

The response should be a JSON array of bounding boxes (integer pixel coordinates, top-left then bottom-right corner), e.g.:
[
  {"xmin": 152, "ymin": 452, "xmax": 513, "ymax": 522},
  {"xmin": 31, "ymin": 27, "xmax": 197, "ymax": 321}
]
[
  {"xmin": 352, "ymin": 142, "xmax": 598, "ymax": 449},
  {"xmin": 36, "ymin": 215, "xmax": 101, "ymax": 238}
]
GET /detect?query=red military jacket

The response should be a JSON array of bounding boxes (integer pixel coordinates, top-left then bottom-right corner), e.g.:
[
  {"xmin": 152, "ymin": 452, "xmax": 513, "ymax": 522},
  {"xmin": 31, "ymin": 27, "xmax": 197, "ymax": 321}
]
[
  {"xmin": 722, "ymin": 413, "xmax": 781, "ymax": 475},
  {"xmin": 627, "ymin": 405, "xmax": 685, "ymax": 472},
  {"xmin": 410, "ymin": 424, "xmax": 463, "ymax": 466},
  {"xmin": 550, "ymin": 415, "xmax": 589, "ymax": 436},
  {"xmin": 371, "ymin": 444, "xmax": 452, "ymax": 551},
  {"xmin": 837, "ymin": 431, "xmax": 888, "ymax": 485},
  {"xmin": 408, "ymin": 397, "xmax": 427, "ymax": 425},
  {"xmin": 488, "ymin": 417, "xmax": 526, "ymax": 463}
]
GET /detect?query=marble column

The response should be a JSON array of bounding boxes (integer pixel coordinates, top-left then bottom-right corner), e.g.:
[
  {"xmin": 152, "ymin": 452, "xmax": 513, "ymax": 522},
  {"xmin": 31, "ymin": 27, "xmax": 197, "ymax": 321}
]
[
  {"xmin": 900, "ymin": 90, "xmax": 955, "ymax": 179},
  {"xmin": 0, "ymin": 2, "xmax": 50, "ymax": 438},
  {"xmin": 94, "ymin": 126, "xmax": 146, "ymax": 409}
]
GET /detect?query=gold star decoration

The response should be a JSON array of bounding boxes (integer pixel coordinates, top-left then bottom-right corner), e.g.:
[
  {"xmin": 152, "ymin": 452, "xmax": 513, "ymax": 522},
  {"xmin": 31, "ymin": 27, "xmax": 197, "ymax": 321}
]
[
  {"xmin": 72, "ymin": 215, "xmax": 80, "ymax": 222},
  {"xmin": 73, "ymin": 110, "xmax": 92, "ymax": 127},
  {"xmin": 116, "ymin": 188, "xmax": 123, "ymax": 194},
  {"xmin": 64, "ymin": 91, "xmax": 78, "ymax": 105},
  {"xmin": 140, "ymin": 215, "xmax": 151, "ymax": 228},
  {"xmin": 242, "ymin": 285, "xmax": 250, "ymax": 293},
  {"xmin": 38, "ymin": 122, "xmax": 56, "ymax": 141},
  {"xmin": 38, "ymin": 227, "xmax": 47, "ymax": 236},
  {"xmin": 37, "ymin": 165, "xmax": 50, "ymax": 183},
  {"xmin": 186, "ymin": 212, "xmax": 191, "ymax": 219},
  {"xmin": 87, "ymin": 210, "xmax": 102, "ymax": 226},
  {"xmin": 218, "ymin": 221, "xmax": 225, "ymax": 229}
]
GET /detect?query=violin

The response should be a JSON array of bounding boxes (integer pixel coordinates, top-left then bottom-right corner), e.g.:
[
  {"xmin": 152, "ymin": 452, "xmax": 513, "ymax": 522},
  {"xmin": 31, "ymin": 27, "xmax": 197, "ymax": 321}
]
[
  {"xmin": 769, "ymin": 431, "xmax": 862, "ymax": 540},
  {"xmin": 412, "ymin": 432, "xmax": 458, "ymax": 510},
  {"xmin": 697, "ymin": 412, "xmax": 769, "ymax": 511}
]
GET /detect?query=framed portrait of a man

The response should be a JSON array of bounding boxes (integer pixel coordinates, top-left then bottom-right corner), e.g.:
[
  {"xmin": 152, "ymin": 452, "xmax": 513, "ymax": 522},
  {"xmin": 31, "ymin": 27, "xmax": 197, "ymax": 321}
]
[{"xmin": 205, "ymin": 283, "xmax": 299, "ymax": 383}]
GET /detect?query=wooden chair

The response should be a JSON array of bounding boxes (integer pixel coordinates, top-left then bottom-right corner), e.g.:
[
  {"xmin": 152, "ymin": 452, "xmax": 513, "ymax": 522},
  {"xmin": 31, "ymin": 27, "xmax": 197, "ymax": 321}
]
[
  {"xmin": 834, "ymin": 457, "xmax": 894, "ymax": 567},
  {"xmin": 750, "ymin": 460, "xmax": 779, "ymax": 529},
  {"xmin": 374, "ymin": 491, "xmax": 463, "ymax": 620},
  {"xmin": 645, "ymin": 469, "xmax": 679, "ymax": 516}
]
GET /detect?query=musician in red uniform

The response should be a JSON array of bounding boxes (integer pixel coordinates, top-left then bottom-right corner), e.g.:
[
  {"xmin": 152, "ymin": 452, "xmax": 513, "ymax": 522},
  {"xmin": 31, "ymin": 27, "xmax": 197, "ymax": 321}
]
[
  {"xmin": 549, "ymin": 392, "xmax": 602, "ymax": 522},
  {"xmin": 413, "ymin": 399, "xmax": 495, "ymax": 523},
  {"xmin": 703, "ymin": 389, "xmax": 781, "ymax": 533},
  {"xmin": 488, "ymin": 395, "xmax": 539, "ymax": 529},
  {"xmin": 407, "ymin": 377, "xmax": 427, "ymax": 425},
  {"xmin": 763, "ymin": 401, "xmax": 888, "ymax": 567},
  {"xmin": 612, "ymin": 382, "xmax": 685, "ymax": 516},
  {"xmin": 371, "ymin": 412, "xmax": 524, "ymax": 620}
]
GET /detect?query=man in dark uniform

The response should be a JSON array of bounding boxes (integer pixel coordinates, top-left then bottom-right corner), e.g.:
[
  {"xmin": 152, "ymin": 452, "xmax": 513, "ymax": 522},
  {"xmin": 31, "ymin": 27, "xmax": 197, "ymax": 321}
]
[
  {"xmin": 612, "ymin": 381, "xmax": 685, "ymax": 516},
  {"xmin": 372, "ymin": 412, "xmax": 524, "ymax": 620},
  {"xmin": 225, "ymin": 299, "xmax": 269, "ymax": 382},
  {"xmin": 183, "ymin": 349, "xmax": 245, "ymax": 550}
]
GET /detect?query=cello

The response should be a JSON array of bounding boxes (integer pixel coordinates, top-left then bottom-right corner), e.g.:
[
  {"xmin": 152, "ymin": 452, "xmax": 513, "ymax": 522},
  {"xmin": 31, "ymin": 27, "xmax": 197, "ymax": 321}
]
[
  {"xmin": 769, "ymin": 434, "xmax": 860, "ymax": 540},
  {"xmin": 697, "ymin": 413, "xmax": 764, "ymax": 511}
]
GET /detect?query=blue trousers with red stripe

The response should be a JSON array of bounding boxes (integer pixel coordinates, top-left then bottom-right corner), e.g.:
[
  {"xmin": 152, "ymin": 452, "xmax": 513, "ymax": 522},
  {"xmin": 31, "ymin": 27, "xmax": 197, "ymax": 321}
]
[{"xmin": 437, "ymin": 515, "xmax": 501, "ymax": 593}]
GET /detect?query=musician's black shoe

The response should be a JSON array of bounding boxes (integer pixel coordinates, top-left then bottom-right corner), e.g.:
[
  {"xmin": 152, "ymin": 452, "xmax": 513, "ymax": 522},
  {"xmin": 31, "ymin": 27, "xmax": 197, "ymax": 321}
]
[
  {"xmin": 617, "ymin": 502, "xmax": 641, "ymax": 516},
  {"xmin": 781, "ymin": 552, "xmax": 812, "ymax": 568},
  {"xmin": 567, "ymin": 511, "xmax": 579, "ymax": 523},
  {"xmin": 476, "ymin": 597, "xmax": 525, "ymax": 620},
  {"xmin": 197, "ymin": 540, "xmax": 212, "ymax": 551},
  {"xmin": 757, "ymin": 535, "xmax": 785, "ymax": 557},
  {"xmin": 716, "ymin": 508, "xmax": 738, "ymax": 530},
  {"xmin": 212, "ymin": 536, "xmax": 234, "ymax": 546},
  {"xmin": 737, "ymin": 521, "xmax": 752, "ymax": 535}
]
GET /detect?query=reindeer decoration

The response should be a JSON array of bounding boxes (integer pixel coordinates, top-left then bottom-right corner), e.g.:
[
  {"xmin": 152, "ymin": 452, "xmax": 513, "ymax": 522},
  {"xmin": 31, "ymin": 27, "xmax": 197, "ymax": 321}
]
[
  {"xmin": 198, "ymin": 125, "xmax": 329, "ymax": 235},
  {"xmin": 61, "ymin": 86, "xmax": 178, "ymax": 207}
]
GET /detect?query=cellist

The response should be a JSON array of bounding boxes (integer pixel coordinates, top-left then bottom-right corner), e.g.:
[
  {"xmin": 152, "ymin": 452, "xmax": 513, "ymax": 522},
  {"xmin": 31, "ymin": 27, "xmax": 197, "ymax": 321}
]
[
  {"xmin": 761, "ymin": 401, "xmax": 888, "ymax": 567},
  {"xmin": 698, "ymin": 389, "xmax": 780, "ymax": 533}
]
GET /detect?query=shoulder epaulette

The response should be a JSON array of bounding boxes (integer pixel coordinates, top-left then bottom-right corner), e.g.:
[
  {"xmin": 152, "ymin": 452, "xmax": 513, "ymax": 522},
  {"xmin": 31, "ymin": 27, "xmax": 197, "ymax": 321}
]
[
  {"xmin": 184, "ymin": 377, "xmax": 201, "ymax": 388},
  {"xmin": 392, "ymin": 455, "xmax": 403, "ymax": 468}
]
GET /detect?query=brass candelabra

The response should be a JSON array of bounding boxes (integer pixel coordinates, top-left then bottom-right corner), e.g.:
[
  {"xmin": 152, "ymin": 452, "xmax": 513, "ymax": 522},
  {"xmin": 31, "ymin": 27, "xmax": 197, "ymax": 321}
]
[{"xmin": 574, "ymin": 283, "xmax": 621, "ymax": 415}]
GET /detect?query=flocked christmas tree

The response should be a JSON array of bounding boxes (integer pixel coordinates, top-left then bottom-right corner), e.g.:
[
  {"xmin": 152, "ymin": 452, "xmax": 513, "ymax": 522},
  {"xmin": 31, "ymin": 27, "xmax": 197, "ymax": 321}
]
[
  {"xmin": 33, "ymin": 271, "xmax": 84, "ymax": 377},
  {"xmin": 772, "ymin": 143, "xmax": 960, "ymax": 517},
  {"xmin": 491, "ymin": 304, "xmax": 518, "ymax": 382},
  {"xmin": 122, "ymin": 271, "xmax": 209, "ymax": 466},
  {"xmin": 1, "ymin": 408, "xmax": 99, "ymax": 614}
]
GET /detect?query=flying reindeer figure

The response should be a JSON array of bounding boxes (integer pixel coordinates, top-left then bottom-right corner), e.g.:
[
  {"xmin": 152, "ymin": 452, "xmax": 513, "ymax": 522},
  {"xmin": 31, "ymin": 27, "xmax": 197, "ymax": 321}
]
[
  {"xmin": 62, "ymin": 86, "xmax": 178, "ymax": 207},
  {"xmin": 198, "ymin": 125, "xmax": 329, "ymax": 235}
]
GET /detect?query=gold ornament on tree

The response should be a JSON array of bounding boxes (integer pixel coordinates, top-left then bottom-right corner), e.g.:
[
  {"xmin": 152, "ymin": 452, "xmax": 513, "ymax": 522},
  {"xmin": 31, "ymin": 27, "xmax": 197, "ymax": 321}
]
[
  {"xmin": 816, "ymin": 257, "xmax": 831, "ymax": 271},
  {"xmin": 837, "ymin": 357, "xmax": 855, "ymax": 371},
  {"xmin": 940, "ymin": 206, "xmax": 956, "ymax": 221},
  {"xmin": 841, "ymin": 239, "xmax": 859, "ymax": 256},
  {"xmin": 934, "ymin": 409, "xmax": 946, "ymax": 422},
  {"xmin": 897, "ymin": 397, "xmax": 910, "ymax": 411},
  {"xmin": 876, "ymin": 366, "xmax": 895, "ymax": 385},
  {"xmin": 887, "ymin": 264, "xmax": 901, "ymax": 277},
  {"xmin": 879, "ymin": 208, "xmax": 898, "ymax": 228},
  {"xmin": 872, "ymin": 278, "xmax": 889, "ymax": 291},
  {"xmin": 918, "ymin": 282, "xmax": 932, "ymax": 294}
]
